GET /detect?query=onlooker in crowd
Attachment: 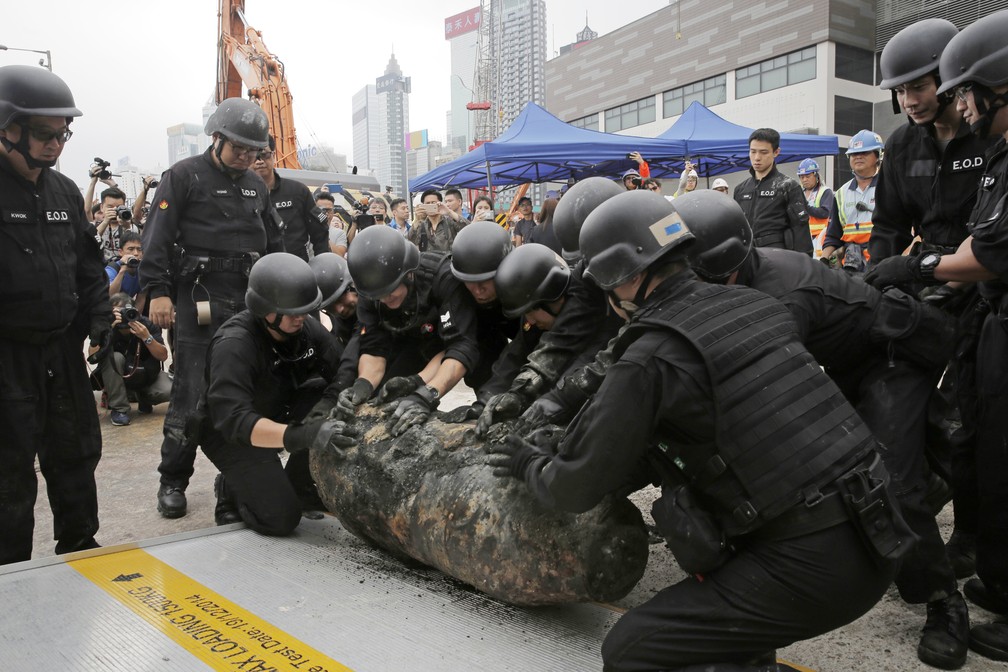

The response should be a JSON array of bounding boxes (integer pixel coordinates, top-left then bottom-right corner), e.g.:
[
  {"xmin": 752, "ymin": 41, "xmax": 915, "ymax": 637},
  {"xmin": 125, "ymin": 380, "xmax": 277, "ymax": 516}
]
[
  {"xmin": 95, "ymin": 186, "xmax": 140, "ymax": 265},
  {"xmin": 140, "ymin": 97, "xmax": 283, "ymax": 520},
  {"xmin": 443, "ymin": 188, "xmax": 470, "ymax": 223},
  {"xmin": 527, "ymin": 197, "xmax": 562, "ymax": 254},
  {"xmin": 733, "ymin": 127, "xmax": 813, "ymax": 255},
  {"xmin": 672, "ymin": 160, "xmax": 699, "ymax": 197},
  {"xmin": 132, "ymin": 175, "xmax": 160, "ymax": 226},
  {"xmin": 711, "ymin": 178, "xmax": 730, "ymax": 194},
  {"xmin": 822, "ymin": 130, "xmax": 883, "ymax": 271},
  {"xmin": 510, "ymin": 196, "xmax": 536, "ymax": 246},
  {"xmin": 318, "ymin": 192, "xmax": 347, "ymax": 256},
  {"xmin": 621, "ymin": 150, "xmax": 651, "ymax": 190},
  {"xmin": 797, "ymin": 158, "xmax": 834, "ymax": 258},
  {"xmin": 106, "ymin": 231, "xmax": 144, "ymax": 298},
  {"xmin": 84, "ymin": 159, "xmax": 118, "ymax": 223},
  {"xmin": 408, "ymin": 189, "xmax": 465, "ymax": 253},
  {"xmin": 0, "ymin": 65, "xmax": 111, "ymax": 564},
  {"xmin": 91, "ymin": 292, "xmax": 172, "ymax": 426},
  {"xmin": 253, "ymin": 135, "xmax": 329, "ymax": 261},
  {"xmin": 348, "ymin": 196, "xmax": 390, "ymax": 244},
  {"xmin": 388, "ymin": 197, "xmax": 411, "ymax": 235},
  {"xmin": 472, "ymin": 195, "xmax": 496, "ymax": 222}
]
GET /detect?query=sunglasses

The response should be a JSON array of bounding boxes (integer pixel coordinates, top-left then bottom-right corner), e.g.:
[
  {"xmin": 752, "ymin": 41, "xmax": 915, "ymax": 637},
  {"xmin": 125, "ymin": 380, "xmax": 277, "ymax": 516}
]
[
  {"xmin": 255, "ymin": 150, "xmax": 274, "ymax": 160},
  {"xmin": 23, "ymin": 125, "xmax": 73, "ymax": 144}
]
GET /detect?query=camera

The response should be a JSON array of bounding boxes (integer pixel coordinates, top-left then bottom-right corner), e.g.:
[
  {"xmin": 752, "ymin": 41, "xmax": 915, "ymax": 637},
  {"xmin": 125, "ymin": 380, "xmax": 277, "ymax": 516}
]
[
  {"xmin": 93, "ymin": 157, "xmax": 112, "ymax": 180},
  {"xmin": 120, "ymin": 306, "xmax": 140, "ymax": 323},
  {"xmin": 631, "ymin": 176, "xmax": 643, "ymax": 188},
  {"xmin": 125, "ymin": 257, "xmax": 140, "ymax": 269},
  {"xmin": 146, "ymin": 178, "xmax": 159, "ymax": 189},
  {"xmin": 353, "ymin": 213, "xmax": 377, "ymax": 230},
  {"xmin": 116, "ymin": 205, "xmax": 133, "ymax": 221}
]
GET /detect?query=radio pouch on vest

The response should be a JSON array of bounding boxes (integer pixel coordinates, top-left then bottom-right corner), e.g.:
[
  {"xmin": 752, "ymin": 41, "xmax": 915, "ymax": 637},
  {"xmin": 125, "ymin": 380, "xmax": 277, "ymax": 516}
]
[
  {"xmin": 651, "ymin": 483, "xmax": 731, "ymax": 575},
  {"xmin": 836, "ymin": 455, "xmax": 916, "ymax": 566}
]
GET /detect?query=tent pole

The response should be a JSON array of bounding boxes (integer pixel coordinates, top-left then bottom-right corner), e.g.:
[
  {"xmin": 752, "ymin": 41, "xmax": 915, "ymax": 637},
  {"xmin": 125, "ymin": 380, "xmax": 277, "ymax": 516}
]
[{"xmin": 485, "ymin": 161, "xmax": 492, "ymax": 194}]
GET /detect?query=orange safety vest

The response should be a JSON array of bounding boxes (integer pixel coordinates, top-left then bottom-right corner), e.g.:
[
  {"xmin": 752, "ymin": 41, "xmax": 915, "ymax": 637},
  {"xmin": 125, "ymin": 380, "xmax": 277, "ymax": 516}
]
[
  {"xmin": 835, "ymin": 179, "xmax": 875, "ymax": 261},
  {"xmin": 806, "ymin": 187, "xmax": 829, "ymax": 257}
]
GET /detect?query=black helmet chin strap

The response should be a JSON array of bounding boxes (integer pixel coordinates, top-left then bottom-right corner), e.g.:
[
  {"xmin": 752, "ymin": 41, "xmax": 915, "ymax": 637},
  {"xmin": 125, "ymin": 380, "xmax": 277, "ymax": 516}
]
[
  {"xmin": 1, "ymin": 128, "xmax": 57, "ymax": 169},
  {"xmin": 969, "ymin": 83, "xmax": 1008, "ymax": 137},
  {"xmin": 609, "ymin": 270, "xmax": 653, "ymax": 317}
]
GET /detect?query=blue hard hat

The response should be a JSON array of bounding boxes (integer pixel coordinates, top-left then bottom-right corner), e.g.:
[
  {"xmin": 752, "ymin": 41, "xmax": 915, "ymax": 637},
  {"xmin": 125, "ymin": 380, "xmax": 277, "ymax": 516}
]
[
  {"xmin": 846, "ymin": 130, "xmax": 884, "ymax": 155},
  {"xmin": 797, "ymin": 158, "xmax": 820, "ymax": 175}
]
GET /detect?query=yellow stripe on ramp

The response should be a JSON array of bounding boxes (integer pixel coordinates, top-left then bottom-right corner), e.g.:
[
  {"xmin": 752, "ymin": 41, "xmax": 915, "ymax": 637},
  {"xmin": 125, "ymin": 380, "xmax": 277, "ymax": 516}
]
[{"xmin": 71, "ymin": 548, "xmax": 353, "ymax": 672}]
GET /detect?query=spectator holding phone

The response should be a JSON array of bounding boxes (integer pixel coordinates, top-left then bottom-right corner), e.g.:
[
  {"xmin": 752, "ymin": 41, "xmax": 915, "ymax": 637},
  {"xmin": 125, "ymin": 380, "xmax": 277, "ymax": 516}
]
[
  {"xmin": 621, "ymin": 151, "xmax": 651, "ymax": 190},
  {"xmin": 407, "ymin": 189, "xmax": 465, "ymax": 253},
  {"xmin": 106, "ymin": 231, "xmax": 144, "ymax": 298}
]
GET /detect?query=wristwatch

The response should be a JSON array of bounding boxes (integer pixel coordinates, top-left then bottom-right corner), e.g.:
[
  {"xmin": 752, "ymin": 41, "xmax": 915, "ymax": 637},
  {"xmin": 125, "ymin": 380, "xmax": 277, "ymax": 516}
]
[
  {"xmin": 918, "ymin": 252, "xmax": 942, "ymax": 282},
  {"xmin": 143, "ymin": 335, "xmax": 154, "ymax": 345}
]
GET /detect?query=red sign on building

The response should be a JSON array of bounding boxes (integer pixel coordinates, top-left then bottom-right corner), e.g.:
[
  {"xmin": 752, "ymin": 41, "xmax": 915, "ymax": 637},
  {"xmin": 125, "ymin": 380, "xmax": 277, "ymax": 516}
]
[{"xmin": 445, "ymin": 7, "xmax": 481, "ymax": 40}]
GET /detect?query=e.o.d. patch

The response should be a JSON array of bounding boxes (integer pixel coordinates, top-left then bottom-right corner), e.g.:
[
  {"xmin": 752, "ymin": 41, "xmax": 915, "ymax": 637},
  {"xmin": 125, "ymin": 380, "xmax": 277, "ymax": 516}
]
[{"xmin": 648, "ymin": 212, "xmax": 690, "ymax": 247}]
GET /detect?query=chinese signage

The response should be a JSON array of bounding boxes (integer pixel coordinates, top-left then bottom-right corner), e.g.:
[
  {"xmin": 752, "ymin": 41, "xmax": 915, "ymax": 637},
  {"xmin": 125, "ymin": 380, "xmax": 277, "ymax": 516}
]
[{"xmin": 445, "ymin": 7, "xmax": 481, "ymax": 39}]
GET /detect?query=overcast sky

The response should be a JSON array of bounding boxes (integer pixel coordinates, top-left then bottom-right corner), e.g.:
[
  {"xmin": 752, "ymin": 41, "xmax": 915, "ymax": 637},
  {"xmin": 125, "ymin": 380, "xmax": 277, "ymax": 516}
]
[{"xmin": 4, "ymin": 1, "xmax": 671, "ymax": 190}]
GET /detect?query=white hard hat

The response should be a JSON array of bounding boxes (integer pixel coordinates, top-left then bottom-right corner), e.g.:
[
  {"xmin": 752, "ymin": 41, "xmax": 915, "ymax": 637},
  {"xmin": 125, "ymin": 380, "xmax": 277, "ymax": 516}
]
[
  {"xmin": 712, "ymin": 178, "xmax": 729, "ymax": 190},
  {"xmin": 686, "ymin": 170, "xmax": 698, "ymax": 179}
]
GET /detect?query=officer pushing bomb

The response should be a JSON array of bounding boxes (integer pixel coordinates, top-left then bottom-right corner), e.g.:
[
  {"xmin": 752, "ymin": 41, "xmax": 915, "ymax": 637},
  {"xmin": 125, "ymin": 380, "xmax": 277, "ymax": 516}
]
[
  {"xmin": 441, "ymin": 220, "xmax": 519, "ymax": 422},
  {"xmin": 475, "ymin": 177, "xmax": 625, "ymax": 434},
  {"xmin": 872, "ymin": 17, "xmax": 995, "ymax": 582},
  {"xmin": 866, "ymin": 10, "xmax": 1008, "ymax": 661},
  {"xmin": 196, "ymin": 253, "xmax": 356, "ymax": 534},
  {"xmin": 486, "ymin": 190, "xmax": 907, "ymax": 671},
  {"xmin": 140, "ymin": 97, "xmax": 285, "ymax": 519},
  {"xmin": 309, "ymin": 252, "xmax": 362, "ymax": 399},
  {"xmin": 334, "ymin": 225, "xmax": 481, "ymax": 437},
  {"xmin": 0, "ymin": 65, "xmax": 112, "ymax": 564}
]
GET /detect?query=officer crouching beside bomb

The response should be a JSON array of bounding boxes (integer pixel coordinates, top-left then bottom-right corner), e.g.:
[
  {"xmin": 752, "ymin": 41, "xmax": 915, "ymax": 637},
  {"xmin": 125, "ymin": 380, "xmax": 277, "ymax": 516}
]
[
  {"xmin": 196, "ymin": 253, "xmax": 356, "ymax": 534},
  {"xmin": 335, "ymin": 225, "xmax": 481, "ymax": 436},
  {"xmin": 488, "ymin": 189, "xmax": 910, "ymax": 672}
]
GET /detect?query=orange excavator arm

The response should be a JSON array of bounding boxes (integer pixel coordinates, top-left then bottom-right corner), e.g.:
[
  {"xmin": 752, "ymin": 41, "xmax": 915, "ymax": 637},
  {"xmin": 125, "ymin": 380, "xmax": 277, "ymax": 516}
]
[{"xmin": 216, "ymin": 0, "xmax": 301, "ymax": 168}]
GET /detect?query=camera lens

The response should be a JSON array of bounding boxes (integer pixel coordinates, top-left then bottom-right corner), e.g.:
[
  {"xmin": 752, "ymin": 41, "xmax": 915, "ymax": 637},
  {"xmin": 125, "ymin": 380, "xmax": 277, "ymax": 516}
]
[
  {"xmin": 116, "ymin": 206, "xmax": 133, "ymax": 221},
  {"xmin": 148, "ymin": 179, "xmax": 159, "ymax": 188},
  {"xmin": 126, "ymin": 257, "xmax": 140, "ymax": 268},
  {"xmin": 122, "ymin": 307, "xmax": 139, "ymax": 322}
]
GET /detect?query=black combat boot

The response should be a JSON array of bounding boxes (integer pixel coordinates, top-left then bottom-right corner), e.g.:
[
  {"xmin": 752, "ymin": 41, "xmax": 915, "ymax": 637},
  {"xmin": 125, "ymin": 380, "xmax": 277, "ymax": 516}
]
[
  {"xmin": 213, "ymin": 474, "xmax": 241, "ymax": 526},
  {"xmin": 964, "ymin": 578, "xmax": 1008, "ymax": 615},
  {"xmin": 945, "ymin": 529, "xmax": 976, "ymax": 579},
  {"xmin": 970, "ymin": 621, "xmax": 1008, "ymax": 661},
  {"xmin": 157, "ymin": 484, "xmax": 187, "ymax": 518},
  {"xmin": 918, "ymin": 591, "xmax": 969, "ymax": 669}
]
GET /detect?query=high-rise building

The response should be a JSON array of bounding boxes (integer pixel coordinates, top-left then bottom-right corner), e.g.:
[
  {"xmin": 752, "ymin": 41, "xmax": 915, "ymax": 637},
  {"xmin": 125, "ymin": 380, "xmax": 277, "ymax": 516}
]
[
  {"xmin": 166, "ymin": 123, "xmax": 206, "ymax": 166},
  {"xmin": 446, "ymin": 6, "xmax": 482, "ymax": 154},
  {"xmin": 496, "ymin": 0, "xmax": 547, "ymax": 132},
  {"xmin": 352, "ymin": 54, "xmax": 412, "ymax": 197}
]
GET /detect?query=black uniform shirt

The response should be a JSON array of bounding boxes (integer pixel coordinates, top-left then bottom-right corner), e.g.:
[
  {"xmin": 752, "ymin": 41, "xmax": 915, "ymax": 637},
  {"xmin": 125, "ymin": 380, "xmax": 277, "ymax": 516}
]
[
  {"xmin": 139, "ymin": 147, "xmax": 281, "ymax": 299},
  {"xmin": 204, "ymin": 312, "xmax": 343, "ymax": 448},
  {"xmin": 270, "ymin": 171, "xmax": 329, "ymax": 261},
  {"xmin": 969, "ymin": 138, "xmax": 1008, "ymax": 292},
  {"xmin": 356, "ymin": 257, "xmax": 481, "ymax": 372},
  {"xmin": 733, "ymin": 165, "xmax": 813, "ymax": 255},
  {"xmin": 0, "ymin": 155, "xmax": 110, "ymax": 332},
  {"xmin": 870, "ymin": 120, "xmax": 993, "ymax": 261}
]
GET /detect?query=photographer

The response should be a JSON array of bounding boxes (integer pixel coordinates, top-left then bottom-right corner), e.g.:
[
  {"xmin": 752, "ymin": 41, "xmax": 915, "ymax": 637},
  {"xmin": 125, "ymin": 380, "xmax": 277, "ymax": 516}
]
[
  {"xmin": 131, "ymin": 174, "xmax": 160, "ymax": 226},
  {"xmin": 94, "ymin": 185, "xmax": 139, "ymax": 265},
  {"xmin": 106, "ymin": 231, "xmax": 143, "ymax": 298},
  {"xmin": 84, "ymin": 157, "xmax": 116, "ymax": 220},
  {"xmin": 347, "ymin": 196, "xmax": 389, "ymax": 245},
  {"xmin": 407, "ymin": 190, "xmax": 465, "ymax": 253},
  {"xmin": 90, "ymin": 293, "xmax": 171, "ymax": 426},
  {"xmin": 317, "ymin": 192, "xmax": 348, "ymax": 256},
  {"xmin": 621, "ymin": 150, "xmax": 651, "ymax": 190}
]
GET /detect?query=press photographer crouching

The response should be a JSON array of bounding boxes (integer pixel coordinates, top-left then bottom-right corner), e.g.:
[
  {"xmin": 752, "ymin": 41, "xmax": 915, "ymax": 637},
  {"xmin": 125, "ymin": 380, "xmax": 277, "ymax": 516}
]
[{"xmin": 90, "ymin": 293, "xmax": 172, "ymax": 426}]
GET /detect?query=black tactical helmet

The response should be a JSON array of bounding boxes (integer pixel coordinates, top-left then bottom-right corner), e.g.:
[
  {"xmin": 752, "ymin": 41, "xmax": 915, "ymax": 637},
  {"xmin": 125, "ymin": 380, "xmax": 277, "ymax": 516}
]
[
  {"xmin": 494, "ymin": 243, "xmax": 570, "ymax": 318},
  {"xmin": 938, "ymin": 10, "xmax": 1008, "ymax": 93},
  {"xmin": 675, "ymin": 190, "xmax": 754, "ymax": 281},
  {"xmin": 581, "ymin": 190, "xmax": 695, "ymax": 291},
  {"xmin": 879, "ymin": 19, "xmax": 958, "ymax": 90},
  {"xmin": 0, "ymin": 65, "xmax": 82, "ymax": 129},
  {"xmin": 450, "ymin": 220, "xmax": 513, "ymax": 282},
  {"xmin": 205, "ymin": 98, "xmax": 270, "ymax": 149},
  {"xmin": 346, "ymin": 225, "xmax": 420, "ymax": 299},
  {"xmin": 309, "ymin": 252, "xmax": 353, "ymax": 306},
  {"xmin": 246, "ymin": 253, "xmax": 323, "ymax": 317},
  {"xmin": 553, "ymin": 177, "xmax": 625, "ymax": 257}
]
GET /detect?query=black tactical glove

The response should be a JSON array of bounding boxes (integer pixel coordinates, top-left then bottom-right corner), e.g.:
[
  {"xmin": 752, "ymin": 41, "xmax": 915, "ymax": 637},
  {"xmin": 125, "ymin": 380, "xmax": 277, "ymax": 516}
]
[
  {"xmin": 336, "ymin": 377, "xmax": 374, "ymax": 419},
  {"xmin": 864, "ymin": 255, "xmax": 921, "ymax": 289},
  {"xmin": 313, "ymin": 419, "xmax": 360, "ymax": 458},
  {"xmin": 304, "ymin": 381, "xmax": 346, "ymax": 422},
  {"xmin": 282, "ymin": 418, "xmax": 326, "ymax": 454},
  {"xmin": 385, "ymin": 384, "xmax": 440, "ymax": 437},
  {"xmin": 919, "ymin": 283, "xmax": 964, "ymax": 310},
  {"xmin": 486, "ymin": 434, "xmax": 550, "ymax": 481},
  {"xmin": 523, "ymin": 424, "xmax": 565, "ymax": 454},
  {"xmin": 441, "ymin": 389, "xmax": 490, "ymax": 424},
  {"xmin": 376, "ymin": 374, "xmax": 424, "ymax": 404},
  {"xmin": 520, "ymin": 395, "xmax": 567, "ymax": 428},
  {"xmin": 475, "ymin": 391, "xmax": 525, "ymax": 437},
  {"xmin": 86, "ymin": 314, "xmax": 113, "ymax": 364}
]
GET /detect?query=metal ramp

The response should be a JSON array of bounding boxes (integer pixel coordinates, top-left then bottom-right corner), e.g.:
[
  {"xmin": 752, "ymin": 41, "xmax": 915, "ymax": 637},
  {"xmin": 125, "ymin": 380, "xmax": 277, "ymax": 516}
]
[{"xmin": 0, "ymin": 516, "xmax": 618, "ymax": 671}]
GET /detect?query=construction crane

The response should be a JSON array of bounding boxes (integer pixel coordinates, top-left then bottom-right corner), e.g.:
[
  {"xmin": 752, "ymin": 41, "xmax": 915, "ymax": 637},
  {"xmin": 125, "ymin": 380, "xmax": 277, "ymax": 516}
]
[
  {"xmin": 470, "ymin": 0, "xmax": 498, "ymax": 150},
  {"xmin": 216, "ymin": 0, "xmax": 301, "ymax": 168}
]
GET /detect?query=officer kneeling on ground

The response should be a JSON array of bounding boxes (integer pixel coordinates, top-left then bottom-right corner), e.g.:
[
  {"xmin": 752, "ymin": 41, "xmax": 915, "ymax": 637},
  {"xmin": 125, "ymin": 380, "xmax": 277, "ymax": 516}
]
[
  {"xmin": 488, "ymin": 190, "xmax": 910, "ymax": 672},
  {"xmin": 196, "ymin": 253, "xmax": 356, "ymax": 535}
]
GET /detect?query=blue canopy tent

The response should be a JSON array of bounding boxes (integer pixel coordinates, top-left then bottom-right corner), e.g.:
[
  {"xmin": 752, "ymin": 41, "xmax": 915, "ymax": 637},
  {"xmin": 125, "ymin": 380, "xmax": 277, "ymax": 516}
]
[
  {"xmin": 654, "ymin": 101, "xmax": 840, "ymax": 177},
  {"xmin": 409, "ymin": 103, "xmax": 688, "ymax": 192}
]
